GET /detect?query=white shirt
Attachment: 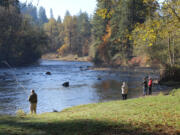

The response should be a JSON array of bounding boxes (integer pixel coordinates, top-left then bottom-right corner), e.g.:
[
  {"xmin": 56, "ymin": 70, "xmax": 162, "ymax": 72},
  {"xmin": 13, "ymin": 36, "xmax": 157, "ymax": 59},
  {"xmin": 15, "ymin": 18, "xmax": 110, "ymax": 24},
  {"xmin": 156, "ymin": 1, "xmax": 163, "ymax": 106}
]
[{"xmin": 122, "ymin": 83, "xmax": 128, "ymax": 94}]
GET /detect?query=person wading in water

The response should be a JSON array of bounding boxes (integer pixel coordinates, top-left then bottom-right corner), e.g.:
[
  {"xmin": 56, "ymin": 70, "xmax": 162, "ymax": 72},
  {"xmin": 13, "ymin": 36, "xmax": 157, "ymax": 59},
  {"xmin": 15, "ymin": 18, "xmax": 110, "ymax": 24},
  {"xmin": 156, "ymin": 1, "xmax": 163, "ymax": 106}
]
[{"xmin": 28, "ymin": 90, "xmax": 38, "ymax": 114}]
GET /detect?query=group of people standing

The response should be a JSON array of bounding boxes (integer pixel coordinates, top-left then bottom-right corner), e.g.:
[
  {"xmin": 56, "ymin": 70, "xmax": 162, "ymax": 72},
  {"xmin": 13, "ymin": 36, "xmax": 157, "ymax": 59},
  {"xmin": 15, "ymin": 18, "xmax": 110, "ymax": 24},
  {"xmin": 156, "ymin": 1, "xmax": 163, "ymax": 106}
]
[
  {"xmin": 121, "ymin": 76, "xmax": 153, "ymax": 100},
  {"xmin": 143, "ymin": 76, "xmax": 153, "ymax": 96}
]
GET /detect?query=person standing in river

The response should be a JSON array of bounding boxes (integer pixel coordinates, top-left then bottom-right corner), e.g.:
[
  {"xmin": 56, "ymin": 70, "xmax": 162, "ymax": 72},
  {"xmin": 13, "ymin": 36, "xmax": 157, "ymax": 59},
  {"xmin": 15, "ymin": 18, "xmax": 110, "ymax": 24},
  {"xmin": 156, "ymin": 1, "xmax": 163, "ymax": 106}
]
[
  {"xmin": 143, "ymin": 77, "xmax": 148, "ymax": 96},
  {"xmin": 121, "ymin": 82, "xmax": 128, "ymax": 100},
  {"xmin": 148, "ymin": 77, "xmax": 153, "ymax": 95},
  {"xmin": 28, "ymin": 90, "xmax": 38, "ymax": 114}
]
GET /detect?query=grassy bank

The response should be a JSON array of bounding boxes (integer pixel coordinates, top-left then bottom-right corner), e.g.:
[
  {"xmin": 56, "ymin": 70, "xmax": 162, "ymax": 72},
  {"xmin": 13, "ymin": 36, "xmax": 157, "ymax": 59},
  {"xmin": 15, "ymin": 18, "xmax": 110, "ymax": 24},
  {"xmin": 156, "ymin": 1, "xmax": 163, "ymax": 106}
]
[{"xmin": 0, "ymin": 89, "xmax": 180, "ymax": 135}]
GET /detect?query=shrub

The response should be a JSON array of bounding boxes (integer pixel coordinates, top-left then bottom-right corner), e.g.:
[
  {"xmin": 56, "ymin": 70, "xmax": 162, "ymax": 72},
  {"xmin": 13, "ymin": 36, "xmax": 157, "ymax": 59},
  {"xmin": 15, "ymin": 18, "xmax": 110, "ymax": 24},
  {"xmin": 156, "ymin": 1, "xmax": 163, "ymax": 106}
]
[
  {"xmin": 160, "ymin": 65, "xmax": 180, "ymax": 82},
  {"xmin": 16, "ymin": 109, "xmax": 26, "ymax": 117}
]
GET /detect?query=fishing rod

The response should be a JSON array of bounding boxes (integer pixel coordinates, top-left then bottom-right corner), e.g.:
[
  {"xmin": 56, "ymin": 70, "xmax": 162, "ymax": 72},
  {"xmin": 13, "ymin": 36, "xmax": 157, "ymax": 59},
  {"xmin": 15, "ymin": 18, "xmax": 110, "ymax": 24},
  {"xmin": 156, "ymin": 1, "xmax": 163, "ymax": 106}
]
[
  {"xmin": 1, "ymin": 60, "xmax": 28, "ymax": 91},
  {"xmin": 2, "ymin": 60, "xmax": 44, "ymax": 92}
]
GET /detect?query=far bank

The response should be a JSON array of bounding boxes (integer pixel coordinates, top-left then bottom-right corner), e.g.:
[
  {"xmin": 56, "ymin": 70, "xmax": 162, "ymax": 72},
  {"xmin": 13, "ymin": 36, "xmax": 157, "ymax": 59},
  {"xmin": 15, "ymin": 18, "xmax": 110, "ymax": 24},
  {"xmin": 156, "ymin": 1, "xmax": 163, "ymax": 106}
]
[{"xmin": 42, "ymin": 53, "xmax": 90, "ymax": 62}]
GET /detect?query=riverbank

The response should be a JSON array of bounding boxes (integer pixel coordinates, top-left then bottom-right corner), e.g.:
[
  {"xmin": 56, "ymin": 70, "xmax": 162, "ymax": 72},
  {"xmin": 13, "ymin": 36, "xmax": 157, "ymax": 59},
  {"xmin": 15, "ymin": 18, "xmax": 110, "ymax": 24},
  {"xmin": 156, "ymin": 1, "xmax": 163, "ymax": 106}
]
[
  {"xmin": 42, "ymin": 53, "xmax": 90, "ymax": 62},
  {"xmin": 41, "ymin": 54, "xmax": 180, "ymax": 89},
  {"xmin": 0, "ymin": 89, "xmax": 179, "ymax": 135}
]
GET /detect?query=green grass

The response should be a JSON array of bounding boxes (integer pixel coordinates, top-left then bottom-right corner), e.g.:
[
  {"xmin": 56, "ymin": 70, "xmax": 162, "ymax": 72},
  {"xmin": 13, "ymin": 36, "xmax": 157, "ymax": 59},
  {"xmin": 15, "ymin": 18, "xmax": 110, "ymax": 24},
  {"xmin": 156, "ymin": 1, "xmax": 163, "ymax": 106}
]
[{"xmin": 0, "ymin": 89, "xmax": 180, "ymax": 135}]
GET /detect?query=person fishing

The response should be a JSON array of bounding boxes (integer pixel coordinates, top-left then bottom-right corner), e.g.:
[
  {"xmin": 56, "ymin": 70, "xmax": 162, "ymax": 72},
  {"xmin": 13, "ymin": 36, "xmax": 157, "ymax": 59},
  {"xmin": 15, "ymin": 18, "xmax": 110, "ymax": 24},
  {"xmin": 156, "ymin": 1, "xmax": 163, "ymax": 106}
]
[
  {"xmin": 121, "ymin": 82, "xmax": 128, "ymax": 100},
  {"xmin": 2, "ymin": 61, "xmax": 39, "ymax": 114},
  {"xmin": 28, "ymin": 90, "xmax": 38, "ymax": 114},
  {"xmin": 148, "ymin": 77, "xmax": 153, "ymax": 95},
  {"xmin": 143, "ymin": 76, "xmax": 148, "ymax": 96}
]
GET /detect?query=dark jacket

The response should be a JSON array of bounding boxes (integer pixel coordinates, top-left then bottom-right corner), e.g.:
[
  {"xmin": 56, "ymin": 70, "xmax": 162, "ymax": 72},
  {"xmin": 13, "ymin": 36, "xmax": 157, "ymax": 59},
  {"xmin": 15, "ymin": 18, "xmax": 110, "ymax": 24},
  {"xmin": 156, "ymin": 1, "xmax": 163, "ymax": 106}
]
[
  {"xmin": 143, "ymin": 80, "xmax": 148, "ymax": 88},
  {"xmin": 29, "ymin": 93, "xmax": 37, "ymax": 103}
]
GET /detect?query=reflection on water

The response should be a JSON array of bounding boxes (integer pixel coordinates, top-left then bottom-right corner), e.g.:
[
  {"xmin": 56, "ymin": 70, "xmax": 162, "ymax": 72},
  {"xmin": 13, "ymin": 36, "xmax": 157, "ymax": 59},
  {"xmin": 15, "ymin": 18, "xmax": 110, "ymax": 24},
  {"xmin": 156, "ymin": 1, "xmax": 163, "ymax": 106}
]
[{"xmin": 0, "ymin": 60, "xmax": 169, "ymax": 115}]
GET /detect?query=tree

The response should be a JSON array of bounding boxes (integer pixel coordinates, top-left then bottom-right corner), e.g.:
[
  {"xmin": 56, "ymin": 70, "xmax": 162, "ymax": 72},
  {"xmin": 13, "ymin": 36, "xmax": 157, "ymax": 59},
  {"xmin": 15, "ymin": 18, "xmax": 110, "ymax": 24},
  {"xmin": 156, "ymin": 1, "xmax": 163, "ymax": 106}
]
[
  {"xmin": 20, "ymin": 3, "xmax": 38, "ymax": 23},
  {"xmin": 76, "ymin": 12, "xmax": 91, "ymax": 56},
  {"xmin": 38, "ymin": 6, "xmax": 48, "ymax": 25},
  {"xmin": 65, "ymin": 10, "xmax": 71, "ymax": 17},
  {"xmin": 44, "ymin": 18, "xmax": 60, "ymax": 51},
  {"xmin": 0, "ymin": 4, "xmax": 22, "ymax": 65},
  {"xmin": 90, "ymin": 0, "xmax": 112, "ymax": 64},
  {"xmin": 132, "ymin": 0, "xmax": 180, "ymax": 67},
  {"xmin": 50, "ymin": 8, "xmax": 54, "ymax": 19},
  {"xmin": 57, "ymin": 15, "xmax": 62, "ymax": 23},
  {"xmin": 58, "ymin": 13, "xmax": 74, "ymax": 55}
]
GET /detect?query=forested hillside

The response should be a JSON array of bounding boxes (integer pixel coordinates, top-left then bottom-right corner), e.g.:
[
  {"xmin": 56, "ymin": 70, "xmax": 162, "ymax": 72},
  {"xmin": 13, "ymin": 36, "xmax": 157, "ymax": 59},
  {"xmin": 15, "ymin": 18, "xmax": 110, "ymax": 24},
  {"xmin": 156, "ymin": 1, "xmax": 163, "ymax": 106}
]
[{"xmin": 20, "ymin": 2, "xmax": 92, "ymax": 56}]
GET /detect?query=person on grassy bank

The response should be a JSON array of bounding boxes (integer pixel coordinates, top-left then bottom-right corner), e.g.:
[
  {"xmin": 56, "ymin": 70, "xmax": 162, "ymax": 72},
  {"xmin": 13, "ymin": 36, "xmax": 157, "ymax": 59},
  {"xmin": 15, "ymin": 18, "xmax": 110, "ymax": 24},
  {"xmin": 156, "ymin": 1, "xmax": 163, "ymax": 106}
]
[
  {"xmin": 148, "ymin": 77, "xmax": 153, "ymax": 95},
  {"xmin": 121, "ymin": 82, "xmax": 128, "ymax": 100},
  {"xmin": 28, "ymin": 90, "xmax": 38, "ymax": 114},
  {"xmin": 143, "ymin": 76, "xmax": 148, "ymax": 96}
]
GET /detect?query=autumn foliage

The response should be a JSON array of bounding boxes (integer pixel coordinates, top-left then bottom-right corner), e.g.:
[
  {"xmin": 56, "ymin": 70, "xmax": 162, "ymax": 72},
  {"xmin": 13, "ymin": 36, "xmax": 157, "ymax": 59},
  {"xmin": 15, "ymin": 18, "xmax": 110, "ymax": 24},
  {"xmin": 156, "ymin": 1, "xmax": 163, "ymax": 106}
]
[{"xmin": 90, "ymin": 0, "xmax": 180, "ymax": 73}]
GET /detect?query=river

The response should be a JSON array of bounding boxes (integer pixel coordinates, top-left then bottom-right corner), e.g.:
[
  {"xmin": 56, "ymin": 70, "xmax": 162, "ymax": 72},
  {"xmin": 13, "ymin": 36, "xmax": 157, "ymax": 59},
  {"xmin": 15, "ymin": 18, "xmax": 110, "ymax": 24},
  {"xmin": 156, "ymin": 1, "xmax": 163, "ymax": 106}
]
[{"xmin": 0, "ymin": 60, "xmax": 169, "ymax": 115}]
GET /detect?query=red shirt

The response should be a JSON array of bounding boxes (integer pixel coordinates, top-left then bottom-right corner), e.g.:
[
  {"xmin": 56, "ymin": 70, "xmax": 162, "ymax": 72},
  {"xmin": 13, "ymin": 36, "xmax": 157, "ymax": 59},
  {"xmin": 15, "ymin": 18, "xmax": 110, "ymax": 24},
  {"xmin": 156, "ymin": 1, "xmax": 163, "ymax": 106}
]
[{"xmin": 148, "ymin": 79, "xmax": 152, "ymax": 86}]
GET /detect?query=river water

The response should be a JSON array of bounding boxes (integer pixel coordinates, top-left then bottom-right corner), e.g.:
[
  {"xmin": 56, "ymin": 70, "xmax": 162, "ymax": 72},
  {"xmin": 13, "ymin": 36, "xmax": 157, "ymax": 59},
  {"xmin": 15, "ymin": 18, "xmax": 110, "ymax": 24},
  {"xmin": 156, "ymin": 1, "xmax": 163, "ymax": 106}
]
[{"xmin": 0, "ymin": 60, "xmax": 169, "ymax": 115}]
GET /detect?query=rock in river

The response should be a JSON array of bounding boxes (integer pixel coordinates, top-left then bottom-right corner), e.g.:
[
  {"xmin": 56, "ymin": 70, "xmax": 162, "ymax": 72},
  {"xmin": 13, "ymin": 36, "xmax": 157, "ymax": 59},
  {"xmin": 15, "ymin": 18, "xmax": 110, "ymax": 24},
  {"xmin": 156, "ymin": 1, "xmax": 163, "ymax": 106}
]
[
  {"xmin": 46, "ymin": 72, "xmax": 51, "ymax": 75},
  {"xmin": 62, "ymin": 82, "xmax": 69, "ymax": 87}
]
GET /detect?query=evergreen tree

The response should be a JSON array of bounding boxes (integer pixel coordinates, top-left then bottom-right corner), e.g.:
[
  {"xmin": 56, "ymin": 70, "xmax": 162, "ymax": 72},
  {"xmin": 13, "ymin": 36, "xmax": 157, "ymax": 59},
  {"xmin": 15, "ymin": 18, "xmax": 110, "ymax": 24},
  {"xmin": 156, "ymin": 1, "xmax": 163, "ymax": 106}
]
[
  {"xmin": 0, "ymin": 0, "xmax": 20, "ymax": 11},
  {"xmin": 38, "ymin": 6, "xmax": 48, "ymax": 25},
  {"xmin": 77, "ymin": 12, "xmax": 91, "ymax": 56},
  {"xmin": 65, "ymin": 10, "xmax": 71, "ymax": 17},
  {"xmin": 90, "ymin": 0, "xmax": 113, "ymax": 64},
  {"xmin": 50, "ymin": 8, "xmax": 54, "ymax": 19},
  {"xmin": 57, "ymin": 15, "xmax": 62, "ymax": 23},
  {"xmin": 21, "ymin": 3, "xmax": 38, "ymax": 23}
]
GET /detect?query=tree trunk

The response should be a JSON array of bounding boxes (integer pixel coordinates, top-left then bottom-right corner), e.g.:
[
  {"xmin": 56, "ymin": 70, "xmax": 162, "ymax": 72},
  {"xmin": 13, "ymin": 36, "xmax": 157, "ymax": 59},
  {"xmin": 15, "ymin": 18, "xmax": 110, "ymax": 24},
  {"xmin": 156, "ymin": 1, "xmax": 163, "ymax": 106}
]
[
  {"xmin": 168, "ymin": 34, "xmax": 173, "ymax": 67},
  {"xmin": 69, "ymin": 31, "xmax": 72, "ymax": 53},
  {"xmin": 172, "ymin": 37, "xmax": 175, "ymax": 65}
]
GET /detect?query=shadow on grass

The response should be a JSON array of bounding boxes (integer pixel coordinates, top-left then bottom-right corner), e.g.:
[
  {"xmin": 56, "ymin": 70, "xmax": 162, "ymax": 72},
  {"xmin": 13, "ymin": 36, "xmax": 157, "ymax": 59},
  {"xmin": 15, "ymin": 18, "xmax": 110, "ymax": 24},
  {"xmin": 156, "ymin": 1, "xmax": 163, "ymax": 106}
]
[{"xmin": 0, "ymin": 116, "xmax": 179, "ymax": 135}]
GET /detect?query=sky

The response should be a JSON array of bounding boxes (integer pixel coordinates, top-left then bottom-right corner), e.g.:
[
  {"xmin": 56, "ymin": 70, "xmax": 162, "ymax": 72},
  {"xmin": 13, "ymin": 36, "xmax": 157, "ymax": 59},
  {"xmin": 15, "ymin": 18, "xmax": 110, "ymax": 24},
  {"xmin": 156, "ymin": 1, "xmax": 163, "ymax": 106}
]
[{"xmin": 19, "ymin": 0, "xmax": 97, "ymax": 19}]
